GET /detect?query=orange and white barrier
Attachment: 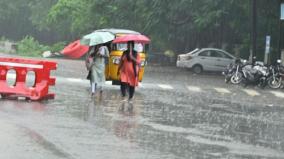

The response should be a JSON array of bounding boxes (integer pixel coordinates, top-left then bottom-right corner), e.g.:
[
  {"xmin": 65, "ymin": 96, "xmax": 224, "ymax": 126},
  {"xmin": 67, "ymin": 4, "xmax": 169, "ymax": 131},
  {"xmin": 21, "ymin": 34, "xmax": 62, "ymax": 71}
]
[{"xmin": 0, "ymin": 57, "xmax": 57, "ymax": 101}]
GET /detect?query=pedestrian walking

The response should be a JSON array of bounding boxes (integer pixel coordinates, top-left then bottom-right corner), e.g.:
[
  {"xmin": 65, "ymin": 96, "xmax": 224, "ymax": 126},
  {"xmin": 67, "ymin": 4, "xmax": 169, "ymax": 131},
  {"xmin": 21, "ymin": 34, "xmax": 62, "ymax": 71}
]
[
  {"xmin": 87, "ymin": 44, "xmax": 109, "ymax": 97},
  {"xmin": 117, "ymin": 41, "xmax": 141, "ymax": 102}
]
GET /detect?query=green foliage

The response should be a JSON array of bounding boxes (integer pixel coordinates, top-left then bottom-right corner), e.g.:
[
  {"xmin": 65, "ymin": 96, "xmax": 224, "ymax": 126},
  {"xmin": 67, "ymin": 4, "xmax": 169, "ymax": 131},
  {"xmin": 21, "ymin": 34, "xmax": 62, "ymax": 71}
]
[
  {"xmin": 46, "ymin": 0, "xmax": 92, "ymax": 36},
  {"xmin": 17, "ymin": 35, "xmax": 66, "ymax": 56},
  {"xmin": 0, "ymin": 0, "xmax": 283, "ymax": 60},
  {"xmin": 28, "ymin": 0, "xmax": 58, "ymax": 31},
  {"xmin": 17, "ymin": 36, "xmax": 49, "ymax": 57},
  {"xmin": 0, "ymin": 36, "xmax": 7, "ymax": 42},
  {"xmin": 49, "ymin": 41, "xmax": 66, "ymax": 52},
  {"xmin": 164, "ymin": 50, "xmax": 176, "ymax": 57}
]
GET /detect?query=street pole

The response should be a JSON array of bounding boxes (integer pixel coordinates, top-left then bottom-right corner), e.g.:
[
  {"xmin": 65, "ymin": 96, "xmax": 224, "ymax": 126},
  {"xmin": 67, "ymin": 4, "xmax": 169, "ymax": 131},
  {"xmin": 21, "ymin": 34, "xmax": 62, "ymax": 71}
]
[
  {"xmin": 252, "ymin": 0, "xmax": 257, "ymax": 59},
  {"xmin": 277, "ymin": 0, "xmax": 282, "ymax": 59},
  {"xmin": 279, "ymin": 0, "xmax": 284, "ymax": 59}
]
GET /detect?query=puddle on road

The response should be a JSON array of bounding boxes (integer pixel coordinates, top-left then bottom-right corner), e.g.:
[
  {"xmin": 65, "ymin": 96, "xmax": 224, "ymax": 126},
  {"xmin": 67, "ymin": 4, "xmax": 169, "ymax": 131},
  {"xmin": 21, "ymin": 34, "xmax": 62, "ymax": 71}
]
[
  {"xmin": 186, "ymin": 135, "xmax": 284, "ymax": 158},
  {"xmin": 1, "ymin": 82, "xmax": 284, "ymax": 159},
  {"xmin": 0, "ymin": 100, "xmax": 48, "ymax": 113},
  {"xmin": 133, "ymin": 90, "xmax": 284, "ymax": 158},
  {"xmin": 68, "ymin": 87, "xmax": 284, "ymax": 158}
]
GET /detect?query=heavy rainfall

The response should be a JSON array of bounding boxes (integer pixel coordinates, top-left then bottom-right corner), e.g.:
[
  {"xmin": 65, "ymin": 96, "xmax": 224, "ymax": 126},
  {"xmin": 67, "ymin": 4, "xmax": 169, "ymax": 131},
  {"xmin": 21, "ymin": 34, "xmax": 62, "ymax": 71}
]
[{"xmin": 0, "ymin": 0, "xmax": 284, "ymax": 159}]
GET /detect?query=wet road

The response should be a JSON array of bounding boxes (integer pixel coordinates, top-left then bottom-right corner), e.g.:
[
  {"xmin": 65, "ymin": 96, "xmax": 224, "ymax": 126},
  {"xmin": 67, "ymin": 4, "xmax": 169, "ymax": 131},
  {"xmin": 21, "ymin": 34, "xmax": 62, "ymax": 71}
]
[{"xmin": 1, "ymin": 56, "xmax": 284, "ymax": 159}]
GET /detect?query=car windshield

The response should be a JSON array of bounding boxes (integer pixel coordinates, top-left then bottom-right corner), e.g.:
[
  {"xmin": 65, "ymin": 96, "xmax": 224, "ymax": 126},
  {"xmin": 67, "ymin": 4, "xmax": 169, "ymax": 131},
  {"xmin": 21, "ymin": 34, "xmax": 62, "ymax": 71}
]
[
  {"xmin": 186, "ymin": 48, "xmax": 199, "ymax": 55},
  {"xmin": 112, "ymin": 43, "xmax": 145, "ymax": 52}
]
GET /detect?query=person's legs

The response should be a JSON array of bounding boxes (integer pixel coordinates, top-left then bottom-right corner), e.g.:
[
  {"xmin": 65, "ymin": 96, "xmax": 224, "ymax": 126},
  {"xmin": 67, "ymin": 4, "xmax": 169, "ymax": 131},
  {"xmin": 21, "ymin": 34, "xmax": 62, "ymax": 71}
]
[
  {"xmin": 90, "ymin": 67, "xmax": 96, "ymax": 95},
  {"xmin": 97, "ymin": 85, "xmax": 103, "ymax": 93},
  {"xmin": 91, "ymin": 82, "xmax": 96, "ymax": 95},
  {"xmin": 128, "ymin": 86, "xmax": 135, "ymax": 100},
  {"xmin": 120, "ymin": 82, "xmax": 127, "ymax": 97},
  {"xmin": 97, "ymin": 84, "xmax": 103, "ymax": 95},
  {"xmin": 95, "ymin": 83, "xmax": 103, "ymax": 100}
]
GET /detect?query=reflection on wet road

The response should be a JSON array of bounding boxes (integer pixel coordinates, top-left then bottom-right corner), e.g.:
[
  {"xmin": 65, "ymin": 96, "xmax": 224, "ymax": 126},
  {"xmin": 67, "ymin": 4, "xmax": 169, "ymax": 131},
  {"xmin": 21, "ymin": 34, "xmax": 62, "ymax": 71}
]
[
  {"xmin": 0, "ymin": 61, "xmax": 284, "ymax": 159},
  {"xmin": 1, "ymin": 87, "xmax": 283, "ymax": 159}
]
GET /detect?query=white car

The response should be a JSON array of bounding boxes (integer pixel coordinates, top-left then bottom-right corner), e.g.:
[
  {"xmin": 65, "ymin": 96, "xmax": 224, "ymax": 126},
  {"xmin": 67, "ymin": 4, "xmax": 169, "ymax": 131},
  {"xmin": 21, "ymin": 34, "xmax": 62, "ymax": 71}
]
[{"xmin": 177, "ymin": 48, "xmax": 236, "ymax": 74}]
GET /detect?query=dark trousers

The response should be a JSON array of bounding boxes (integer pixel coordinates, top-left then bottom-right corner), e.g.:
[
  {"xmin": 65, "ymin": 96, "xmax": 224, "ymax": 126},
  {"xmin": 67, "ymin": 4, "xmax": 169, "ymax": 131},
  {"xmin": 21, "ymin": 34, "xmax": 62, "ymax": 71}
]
[{"xmin": 120, "ymin": 82, "xmax": 135, "ymax": 99}]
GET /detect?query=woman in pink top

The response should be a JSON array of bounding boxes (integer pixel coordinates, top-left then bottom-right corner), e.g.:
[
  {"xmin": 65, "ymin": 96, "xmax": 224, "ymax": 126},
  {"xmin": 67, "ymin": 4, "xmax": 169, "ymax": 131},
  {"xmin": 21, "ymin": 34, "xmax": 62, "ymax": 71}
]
[{"xmin": 118, "ymin": 41, "xmax": 141, "ymax": 101}]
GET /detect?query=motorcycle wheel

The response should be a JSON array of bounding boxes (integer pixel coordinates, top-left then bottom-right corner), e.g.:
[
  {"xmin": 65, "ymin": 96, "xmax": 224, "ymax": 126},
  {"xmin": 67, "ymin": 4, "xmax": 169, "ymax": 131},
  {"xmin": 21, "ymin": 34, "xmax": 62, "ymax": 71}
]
[
  {"xmin": 267, "ymin": 77, "xmax": 282, "ymax": 89},
  {"xmin": 230, "ymin": 72, "xmax": 242, "ymax": 84}
]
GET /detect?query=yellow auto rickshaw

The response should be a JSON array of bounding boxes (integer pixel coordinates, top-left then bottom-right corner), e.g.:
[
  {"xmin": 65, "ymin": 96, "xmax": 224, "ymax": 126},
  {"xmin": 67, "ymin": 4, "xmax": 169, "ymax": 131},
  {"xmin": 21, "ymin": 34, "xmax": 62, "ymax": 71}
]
[{"xmin": 95, "ymin": 29, "xmax": 149, "ymax": 85}]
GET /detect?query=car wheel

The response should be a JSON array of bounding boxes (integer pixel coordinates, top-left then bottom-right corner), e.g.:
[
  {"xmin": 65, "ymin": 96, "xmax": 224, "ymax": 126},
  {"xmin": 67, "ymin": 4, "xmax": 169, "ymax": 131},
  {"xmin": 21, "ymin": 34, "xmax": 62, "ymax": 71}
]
[{"xmin": 192, "ymin": 65, "xmax": 203, "ymax": 74}]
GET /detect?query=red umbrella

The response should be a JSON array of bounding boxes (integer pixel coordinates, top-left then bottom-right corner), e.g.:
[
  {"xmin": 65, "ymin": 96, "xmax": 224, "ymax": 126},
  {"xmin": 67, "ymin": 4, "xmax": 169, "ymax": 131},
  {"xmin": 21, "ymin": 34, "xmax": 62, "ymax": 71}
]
[
  {"xmin": 113, "ymin": 34, "xmax": 150, "ymax": 44},
  {"xmin": 61, "ymin": 40, "xmax": 90, "ymax": 59}
]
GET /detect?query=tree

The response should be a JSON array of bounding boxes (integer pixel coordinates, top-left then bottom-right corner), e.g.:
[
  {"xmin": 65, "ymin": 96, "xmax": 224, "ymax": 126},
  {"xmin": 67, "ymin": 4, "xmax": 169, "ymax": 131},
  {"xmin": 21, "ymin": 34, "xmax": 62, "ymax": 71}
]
[{"xmin": 0, "ymin": 0, "xmax": 281, "ymax": 59}]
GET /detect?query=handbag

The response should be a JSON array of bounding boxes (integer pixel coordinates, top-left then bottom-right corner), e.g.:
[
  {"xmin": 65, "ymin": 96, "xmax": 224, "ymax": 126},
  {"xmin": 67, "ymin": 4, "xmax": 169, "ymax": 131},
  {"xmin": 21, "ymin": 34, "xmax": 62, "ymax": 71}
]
[{"xmin": 86, "ymin": 56, "xmax": 94, "ymax": 71}]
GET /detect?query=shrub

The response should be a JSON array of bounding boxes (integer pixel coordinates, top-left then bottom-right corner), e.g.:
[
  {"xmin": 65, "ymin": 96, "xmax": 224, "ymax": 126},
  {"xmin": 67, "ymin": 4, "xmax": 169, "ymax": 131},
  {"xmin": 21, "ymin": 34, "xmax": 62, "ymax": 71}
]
[
  {"xmin": 17, "ymin": 36, "xmax": 49, "ymax": 57},
  {"xmin": 50, "ymin": 41, "xmax": 66, "ymax": 53},
  {"xmin": 0, "ymin": 36, "xmax": 7, "ymax": 42},
  {"xmin": 164, "ymin": 50, "xmax": 176, "ymax": 58}
]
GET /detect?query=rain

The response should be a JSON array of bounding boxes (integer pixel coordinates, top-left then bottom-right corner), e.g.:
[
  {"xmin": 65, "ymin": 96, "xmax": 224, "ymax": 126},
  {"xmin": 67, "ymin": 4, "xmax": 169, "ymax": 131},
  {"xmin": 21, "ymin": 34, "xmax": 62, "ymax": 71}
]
[{"xmin": 0, "ymin": 1, "xmax": 284, "ymax": 159}]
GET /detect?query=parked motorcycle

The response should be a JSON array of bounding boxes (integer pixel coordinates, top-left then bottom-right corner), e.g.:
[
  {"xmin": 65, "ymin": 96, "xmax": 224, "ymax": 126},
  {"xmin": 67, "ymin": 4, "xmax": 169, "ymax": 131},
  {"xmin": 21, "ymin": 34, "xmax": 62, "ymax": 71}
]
[
  {"xmin": 281, "ymin": 65, "xmax": 284, "ymax": 88},
  {"xmin": 223, "ymin": 57, "xmax": 284, "ymax": 89},
  {"xmin": 241, "ymin": 62, "xmax": 269, "ymax": 88},
  {"xmin": 267, "ymin": 60, "xmax": 283, "ymax": 89},
  {"xmin": 223, "ymin": 59, "xmax": 245, "ymax": 84}
]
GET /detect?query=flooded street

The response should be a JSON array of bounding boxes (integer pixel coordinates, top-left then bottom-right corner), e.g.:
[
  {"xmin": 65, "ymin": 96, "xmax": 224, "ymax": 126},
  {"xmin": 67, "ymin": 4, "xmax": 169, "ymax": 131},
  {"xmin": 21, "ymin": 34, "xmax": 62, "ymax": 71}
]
[{"xmin": 0, "ymin": 58, "xmax": 284, "ymax": 159}]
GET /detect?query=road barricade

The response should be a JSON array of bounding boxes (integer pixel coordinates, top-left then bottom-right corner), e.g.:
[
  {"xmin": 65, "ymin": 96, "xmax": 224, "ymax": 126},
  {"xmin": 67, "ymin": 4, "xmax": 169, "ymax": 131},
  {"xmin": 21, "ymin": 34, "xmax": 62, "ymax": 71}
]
[{"xmin": 0, "ymin": 57, "xmax": 57, "ymax": 101}]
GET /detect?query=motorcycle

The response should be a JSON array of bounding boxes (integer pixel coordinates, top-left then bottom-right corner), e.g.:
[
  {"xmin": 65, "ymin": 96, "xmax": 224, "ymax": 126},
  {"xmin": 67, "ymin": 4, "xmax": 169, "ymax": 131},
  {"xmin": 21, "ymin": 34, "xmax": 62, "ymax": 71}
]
[
  {"xmin": 223, "ymin": 59, "xmax": 245, "ymax": 84},
  {"xmin": 281, "ymin": 65, "xmax": 284, "ymax": 88},
  {"xmin": 267, "ymin": 60, "xmax": 283, "ymax": 89},
  {"xmin": 241, "ymin": 62, "xmax": 269, "ymax": 88}
]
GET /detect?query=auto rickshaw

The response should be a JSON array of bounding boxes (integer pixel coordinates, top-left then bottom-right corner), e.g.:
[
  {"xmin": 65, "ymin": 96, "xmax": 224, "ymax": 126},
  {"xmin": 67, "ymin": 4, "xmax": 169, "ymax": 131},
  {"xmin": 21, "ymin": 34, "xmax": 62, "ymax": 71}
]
[{"xmin": 93, "ymin": 29, "xmax": 149, "ymax": 85}]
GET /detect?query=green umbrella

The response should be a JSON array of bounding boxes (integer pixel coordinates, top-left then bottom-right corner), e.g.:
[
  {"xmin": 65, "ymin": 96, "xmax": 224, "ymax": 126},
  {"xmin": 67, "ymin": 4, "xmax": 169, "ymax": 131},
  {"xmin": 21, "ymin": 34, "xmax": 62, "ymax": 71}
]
[{"xmin": 80, "ymin": 31, "xmax": 115, "ymax": 46}]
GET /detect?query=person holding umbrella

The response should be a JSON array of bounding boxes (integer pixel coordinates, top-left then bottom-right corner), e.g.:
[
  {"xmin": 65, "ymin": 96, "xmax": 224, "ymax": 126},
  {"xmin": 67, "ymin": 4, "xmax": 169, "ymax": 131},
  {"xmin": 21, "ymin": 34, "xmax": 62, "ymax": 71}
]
[
  {"xmin": 117, "ymin": 41, "xmax": 141, "ymax": 102},
  {"xmin": 81, "ymin": 31, "xmax": 114, "ymax": 97},
  {"xmin": 87, "ymin": 44, "xmax": 109, "ymax": 97}
]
